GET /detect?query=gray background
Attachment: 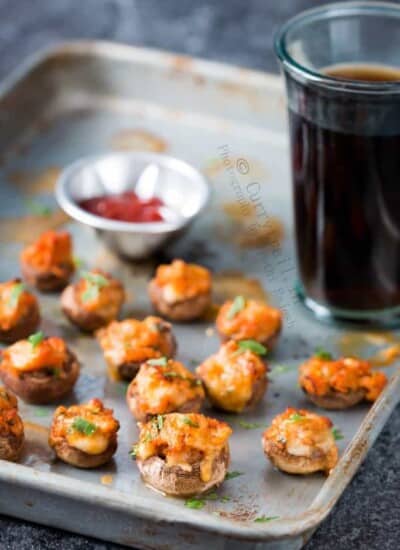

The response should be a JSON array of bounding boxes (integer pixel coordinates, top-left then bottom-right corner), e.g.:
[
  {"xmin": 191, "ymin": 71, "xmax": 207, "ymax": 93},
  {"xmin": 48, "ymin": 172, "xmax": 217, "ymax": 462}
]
[{"xmin": 0, "ymin": 1, "xmax": 399, "ymax": 549}]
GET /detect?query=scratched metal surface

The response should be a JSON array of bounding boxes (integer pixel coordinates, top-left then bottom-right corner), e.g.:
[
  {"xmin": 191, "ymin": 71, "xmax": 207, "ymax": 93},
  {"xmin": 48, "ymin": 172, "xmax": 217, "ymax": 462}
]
[{"xmin": 0, "ymin": 42, "xmax": 399, "ymax": 550}]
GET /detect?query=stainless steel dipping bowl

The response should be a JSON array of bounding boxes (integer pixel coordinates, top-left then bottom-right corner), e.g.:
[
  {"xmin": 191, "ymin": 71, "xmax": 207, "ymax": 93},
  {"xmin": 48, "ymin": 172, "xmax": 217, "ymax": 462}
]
[{"xmin": 55, "ymin": 152, "xmax": 210, "ymax": 259}]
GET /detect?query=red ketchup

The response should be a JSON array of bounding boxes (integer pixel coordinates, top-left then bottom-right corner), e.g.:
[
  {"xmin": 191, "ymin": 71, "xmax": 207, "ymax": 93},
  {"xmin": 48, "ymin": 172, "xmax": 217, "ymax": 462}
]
[{"xmin": 79, "ymin": 191, "xmax": 164, "ymax": 222}]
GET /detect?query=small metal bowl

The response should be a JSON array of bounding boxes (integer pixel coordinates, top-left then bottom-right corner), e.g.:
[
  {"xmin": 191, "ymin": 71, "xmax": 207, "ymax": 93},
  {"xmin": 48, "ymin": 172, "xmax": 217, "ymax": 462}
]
[{"xmin": 55, "ymin": 152, "xmax": 210, "ymax": 259}]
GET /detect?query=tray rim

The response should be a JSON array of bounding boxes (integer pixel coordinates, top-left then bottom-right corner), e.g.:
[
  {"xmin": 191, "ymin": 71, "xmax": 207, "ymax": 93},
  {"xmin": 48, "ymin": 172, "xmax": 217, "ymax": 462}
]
[{"xmin": 0, "ymin": 39, "xmax": 399, "ymax": 542}]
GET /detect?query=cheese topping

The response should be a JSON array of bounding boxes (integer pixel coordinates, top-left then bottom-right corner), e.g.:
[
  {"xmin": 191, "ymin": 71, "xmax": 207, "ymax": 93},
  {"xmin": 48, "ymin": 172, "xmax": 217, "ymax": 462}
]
[
  {"xmin": 196, "ymin": 340, "xmax": 266, "ymax": 412},
  {"xmin": 135, "ymin": 413, "xmax": 231, "ymax": 482},
  {"xmin": 217, "ymin": 298, "xmax": 282, "ymax": 342},
  {"xmin": 97, "ymin": 317, "xmax": 174, "ymax": 367},
  {"xmin": 0, "ymin": 280, "xmax": 37, "ymax": 331},
  {"xmin": 49, "ymin": 398, "xmax": 119, "ymax": 455},
  {"xmin": 1, "ymin": 337, "xmax": 67, "ymax": 374},
  {"xmin": 129, "ymin": 359, "xmax": 204, "ymax": 416},
  {"xmin": 299, "ymin": 356, "xmax": 387, "ymax": 401},
  {"xmin": 21, "ymin": 230, "xmax": 74, "ymax": 275},
  {"xmin": 264, "ymin": 408, "xmax": 336, "ymax": 460},
  {"xmin": 153, "ymin": 259, "xmax": 211, "ymax": 303},
  {"xmin": 75, "ymin": 269, "xmax": 125, "ymax": 315}
]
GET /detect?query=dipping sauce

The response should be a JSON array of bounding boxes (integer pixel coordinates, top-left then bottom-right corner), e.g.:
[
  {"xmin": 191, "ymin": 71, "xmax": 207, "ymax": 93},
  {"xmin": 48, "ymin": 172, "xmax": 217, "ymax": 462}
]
[{"xmin": 79, "ymin": 191, "xmax": 164, "ymax": 223}]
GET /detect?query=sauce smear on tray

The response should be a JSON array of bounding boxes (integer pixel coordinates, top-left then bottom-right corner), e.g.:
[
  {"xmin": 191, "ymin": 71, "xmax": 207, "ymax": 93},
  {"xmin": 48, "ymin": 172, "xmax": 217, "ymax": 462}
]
[{"xmin": 79, "ymin": 191, "xmax": 164, "ymax": 222}]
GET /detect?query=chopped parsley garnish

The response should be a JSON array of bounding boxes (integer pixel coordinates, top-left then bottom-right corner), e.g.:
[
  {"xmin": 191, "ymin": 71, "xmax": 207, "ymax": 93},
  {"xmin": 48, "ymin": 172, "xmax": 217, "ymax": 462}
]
[
  {"xmin": 25, "ymin": 200, "xmax": 52, "ymax": 217},
  {"xmin": 34, "ymin": 408, "xmax": 49, "ymax": 418},
  {"xmin": 156, "ymin": 414, "xmax": 164, "ymax": 431},
  {"xmin": 73, "ymin": 256, "xmax": 83, "ymax": 268},
  {"xmin": 254, "ymin": 515, "xmax": 280, "ymax": 523},
  {"xmin": 130, "ymin": 444, "xmax": 139, "ymax": 458},
  {"xmin": 51, "ymin": 368, "xmax": 61, "ymax": 378},
  {"xmin": 148, "ymin": 357, "xmax": 168, "ymax": 367},
  {"xmin": 163, "ymin": 371, "xmax": 202, "ymax": 387},
  {"xmin": 81, "ymin": 271, "xmax": 109, "ymax": 302},
  {"xmin": 287, "ymin": 412, "xmax": 304, "ymax": 423},
  {"xmin": 71, "ymin": 417, "xmax": 97, "ymax": 436},
  {"xmin": 225, "ymin": 471, "xmax": 243, "ymax": 480},
  {"xmin": 226, "ymin": 295, "xmax": 245, "ymax": 319},
  {"xmin": 332, "ymin": 427, "xmax": 344, "ymax": 440},
  {"xmin": 182, "ymin": 416, "xmax": 199, "ymax": 428},
  {"xmin": 185, "ymin": 498, "xmax": 205, "ymax": 509},
  {"xmin": 314, "ymin": 347, "xmax": 333, "ymax": 360},
  {"xmin": 220, "ymin": 496, "xmax": 231, "ymax": 502},
  {"xmin": 268, "ymin": 364, "xmax": 296, "ymax": 377},
  {"xmin": 8, "ymin": 282, "xmax": 25, "ymax": 308},
  {"xmin": 237, "ymin": 339, "xmax": 267, "ymax": 356},
  {"xmin": 28, "ymin": 331, "xmax": 44, "ymax": 349},
  {"xmin": 238, "ymin": 420, "xmax": 265, "ymax": 430}
]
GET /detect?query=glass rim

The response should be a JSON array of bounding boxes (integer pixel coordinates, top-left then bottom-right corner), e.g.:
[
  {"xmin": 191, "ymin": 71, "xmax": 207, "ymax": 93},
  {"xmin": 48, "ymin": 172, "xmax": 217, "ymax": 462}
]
[{"xmin": 274, "ymin": 1, "xmax": 400, "ymax": 93}]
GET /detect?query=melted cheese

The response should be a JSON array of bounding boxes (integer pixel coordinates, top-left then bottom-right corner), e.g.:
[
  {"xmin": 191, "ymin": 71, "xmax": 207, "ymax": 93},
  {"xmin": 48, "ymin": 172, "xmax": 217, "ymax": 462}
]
[
  {"xmin": 97, "ymin": 317, "xmax": 173, "ymax": 366},
  {"xmin": 130, "ymin": 360, "xmax": 204, "ymax": 416},
  {"xmin": 154, "ymin": 260, "xmax": 211, "ymax": 301},
  {"xmin": 135, "ymin": 413, "xmax": 231, "ymax": 482},
  {"xmin": 216, "ymin": 299, "xmax": 282, "ymax": 341},
  {"xmin": 21, "ymin": 230, "xmax": 73, "ymax": 273},
  {"xmin": 2, "ymin": 338, "xmax": 67, "ymax": 373},
  {"xmin": 196, "ymin": 341, "xmax": 266, "ymax": 412},
  {"xmin": 299, "ymin": 356, "xmax": 387, "ymax": 401}
]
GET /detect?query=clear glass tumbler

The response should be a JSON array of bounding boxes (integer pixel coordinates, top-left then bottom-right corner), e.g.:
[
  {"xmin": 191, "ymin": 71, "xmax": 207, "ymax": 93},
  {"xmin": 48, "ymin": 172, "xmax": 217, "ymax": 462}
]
[{"xmin": 275, "ymin": 2, "xmax": 400, "ymax": 326}]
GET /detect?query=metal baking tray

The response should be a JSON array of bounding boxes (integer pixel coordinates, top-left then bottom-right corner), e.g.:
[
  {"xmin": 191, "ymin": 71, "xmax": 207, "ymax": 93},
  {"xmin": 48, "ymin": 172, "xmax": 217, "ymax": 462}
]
[{"xmin": 0, "ymin": 41, "xmax": 399, "ymax": 550}]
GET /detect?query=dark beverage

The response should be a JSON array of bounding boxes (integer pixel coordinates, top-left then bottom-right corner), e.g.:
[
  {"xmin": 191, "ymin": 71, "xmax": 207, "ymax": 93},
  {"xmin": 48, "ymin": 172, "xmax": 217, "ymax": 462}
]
[{"xmin": 289, "ymin": 64, "xmax": 400, "ymax": 311}]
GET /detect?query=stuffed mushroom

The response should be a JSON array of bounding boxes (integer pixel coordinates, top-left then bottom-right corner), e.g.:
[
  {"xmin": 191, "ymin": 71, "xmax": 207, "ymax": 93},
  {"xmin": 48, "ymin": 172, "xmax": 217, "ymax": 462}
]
[
  {"xmin": 148, "ymin": 259, "xmax": 211, "ymax": 322},
  {"xmin": 262, "ymin": 408, "xmax": 338, "ymax": 475},
  {"xmin": 216, "ymin": 296, "xmax": 282, "ymax": 350},
  {"xmin": 196, "ymin": 340, "xmax": 268, "ymax": 413},
  {"xmin": 132, "ymin": 412, "xmax": 232, "ymax": 496},
  {"xmin": 126, "ymin": 357, "xmax": 205, "ymax": 422},
  {"xmin": 20, "ymin": 230, "xmax": 75, "ymax": 291},
  {"xmin": 0, "ymin": 279, "xmax": 40, "ymax": 344},
  {"xmin": 0, "ymin": 386, "xmax": 24, "ymax": 461},
  {"xmin": 299, "ymin": 352, "xmax": 387, "ymax": 410},
  {"xmin": 49, "ymin": 398, "xmax": 119, "ymax": 468},
  {"xmin": 97, "ymin": 317, "xmax": 177, "ymax": 382},
  {"xmin": 0, "ymin": 333, "xmax": 80, "ymax": 404},
  {"xmin": 61, "ymin": 269, "xmax": 125, "ymax": 332}
]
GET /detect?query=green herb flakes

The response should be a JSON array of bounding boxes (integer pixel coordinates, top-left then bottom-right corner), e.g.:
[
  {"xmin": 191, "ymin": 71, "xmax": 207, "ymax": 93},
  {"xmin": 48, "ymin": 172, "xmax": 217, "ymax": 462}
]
[
  {"xmin": 238, "ymin": 420, "xmax": 265, "ymax": 430},
  {"xmin": 332, "ymin": 427, "xmax": 344, "ymax": 440},
  {"xmin": 225, "ymin": 471, "xmax": 243, "ymax": 480},
  {"xmin": 254, "ymin": 515, "xmax": 280, "ymax": 523},
  {"xmin": 185, "ymin": 498, "xmax": 205, "ymax": 509},
  {"xmin": 8, "ymin": 282, "xmax": 25, "ymax": 308},
  {"xmin": 147, "ymin": 357, "xmax": 168, "ymax": 367},
  {"xmin": 237, "ymin": 339, "xmax": 267, "ymax": 356},
  {"xmin": 182, "ymin": 416, "xmax": 200, "ymax": 428},
  {"xmin": 28, "ymin": 331, "xmax": 44, "ymax": 349},
  {"xmin": 287, "ymin": 412, "xmax": 304, "ymax": 423},
  {"xmin": 72, "ymin": 417, "xmax": 97, "ymax": 436},
  {"xmin": 314, "ymin": 347, "xmax": 333, "ymax": 360},
  {"xmin": 226, "ymin": 295, "xmax": 245, "ymax": 320}
]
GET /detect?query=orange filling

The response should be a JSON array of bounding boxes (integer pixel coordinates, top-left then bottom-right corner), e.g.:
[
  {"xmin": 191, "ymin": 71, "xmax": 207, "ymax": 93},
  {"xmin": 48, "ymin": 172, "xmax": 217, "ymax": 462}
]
[
  {"xmin": 299, "ymin": 357, "xmax": 387, "ymax": 401},
  {"xmin": 197, "ymin": 340, "xmax": 266, "ymax": 412},
  {"xmin": 217, "ymin": 298, "xmax": 282, "ymax": 342},
  {"xmin": 135, "ymin": 413, "xmax": 231, "ymax": 482},
  {"xmin": 264, "ymin": 408, "xmax": 337, "ymax": 467},
  {"xmin": 1, "ymin": 337, "xmax": 67, "ymax": 375},
  {"xmin": 75, "ymin": 270, "xmax": 125, "ymax": 314},
  {"xmin": 21, "ymin": 230, "xmax": 73, "ymax": 275},
  {"xmin": 153, "ymin": 259, "xmax": 211, "ymax": 302},
  {"xmin": 0, "ymin": 280, "xmax": 37, "ymax": 331},
  {"xmin": 97, "ymin": 317, "xmax": 173, "ymax": 367},
  {"xmin": 50, "ymin": 398, "xmax": 119, "ymax": 455},
  {"xmin": 129, "ymin": 359, "xmax": 204, "ymax": 416}
]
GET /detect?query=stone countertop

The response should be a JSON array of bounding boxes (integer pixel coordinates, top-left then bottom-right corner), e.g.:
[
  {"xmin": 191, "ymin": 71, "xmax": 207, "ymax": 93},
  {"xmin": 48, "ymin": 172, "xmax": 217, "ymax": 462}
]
[{"xmin": 0, "ymin": 0, "xmax": 399, "ymax": 549}]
